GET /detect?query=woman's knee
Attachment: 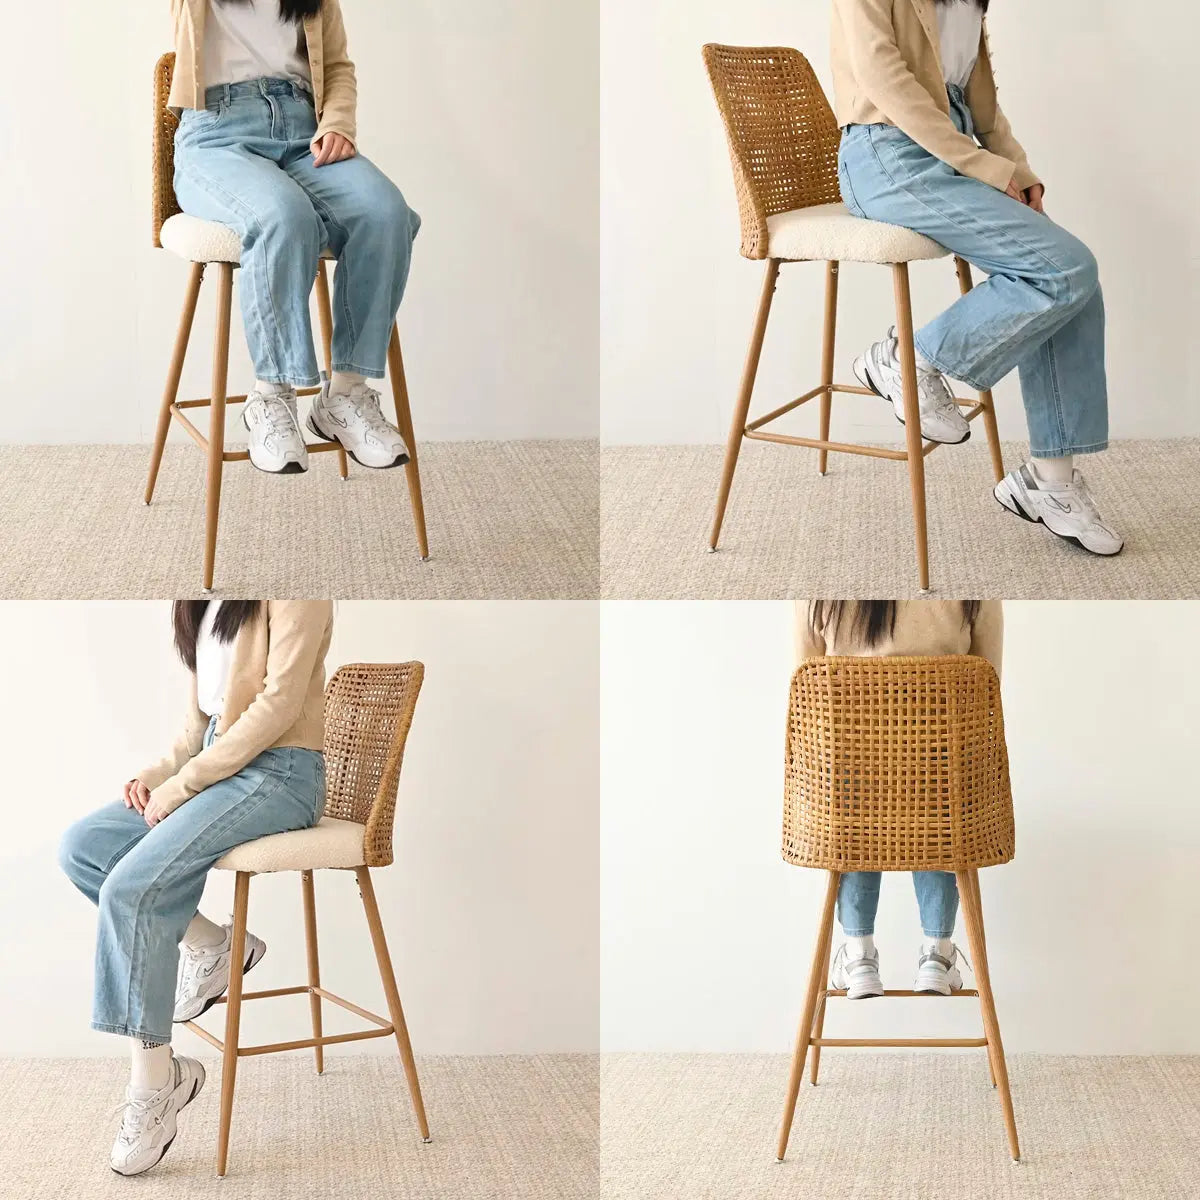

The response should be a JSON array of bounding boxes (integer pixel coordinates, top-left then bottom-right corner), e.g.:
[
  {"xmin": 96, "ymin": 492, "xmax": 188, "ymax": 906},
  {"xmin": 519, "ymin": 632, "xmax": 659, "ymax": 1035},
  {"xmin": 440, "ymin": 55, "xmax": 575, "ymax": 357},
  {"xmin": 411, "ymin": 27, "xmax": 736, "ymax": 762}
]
[
  {"xmin": 58, "ymin": 818, "xmax": 90, "ymax": 884},
  {"xmin": 1046, "ymin": 234, "xmax": 1100, "ymax": 309},
  {"xmin": 252, "ymin": 193, "xmax": 323, "ymax": 251},
  {"xmin": 351, "ymin": 176, "xmax": 419, "ymax": 245}
]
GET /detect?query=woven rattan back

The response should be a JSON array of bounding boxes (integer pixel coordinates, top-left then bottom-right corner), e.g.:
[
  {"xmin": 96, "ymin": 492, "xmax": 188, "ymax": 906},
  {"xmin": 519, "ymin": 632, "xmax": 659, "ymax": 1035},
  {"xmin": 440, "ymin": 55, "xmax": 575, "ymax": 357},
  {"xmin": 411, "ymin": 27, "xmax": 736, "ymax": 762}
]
[
  {"xmin": 783, "ymin": 656, "xmax": 1015, "ymax": 873},
  {"xmin": 153, "ymin": 52, "xmax": 182, "ymax": 248},
  {"xmin": 703, "ymin": 44, "xmax": 842, "ymax": 260},
  {"xmin": 323, "ymin": 662, "xmax": 425, "ymax": 869}
]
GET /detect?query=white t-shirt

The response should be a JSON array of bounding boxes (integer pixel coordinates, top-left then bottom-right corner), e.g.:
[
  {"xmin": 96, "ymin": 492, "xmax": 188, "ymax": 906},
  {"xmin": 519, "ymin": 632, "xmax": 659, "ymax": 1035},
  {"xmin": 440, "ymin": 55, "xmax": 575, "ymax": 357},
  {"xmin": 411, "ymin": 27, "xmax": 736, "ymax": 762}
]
[
  {"xmin": 196, "ymin": 602, "xmax": 237, "ymax": 719},
  {"xmin": 936, "ymin": 2, "xmax": 983, "ymax": 89},
  {"xmin": 204, "ymin": 0, "xmax": 313, "ymax": 89}
]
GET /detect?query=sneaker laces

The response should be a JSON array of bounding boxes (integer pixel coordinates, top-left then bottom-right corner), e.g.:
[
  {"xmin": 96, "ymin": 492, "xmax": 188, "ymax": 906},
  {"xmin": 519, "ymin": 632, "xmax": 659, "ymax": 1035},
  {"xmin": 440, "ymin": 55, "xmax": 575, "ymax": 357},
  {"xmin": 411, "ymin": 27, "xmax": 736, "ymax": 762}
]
[
  {"xmin": 111, "ymin": 1090, "xmax": 165, "ymax": 1143},
  {"xmin": 250, "ymin": 393, "xmax": 302, "ymax": 446},
  {"xmin": 342, "ymin": 386, "xmax": 395, "ymax": 436},
  {"xmin": 885, "ymin": 330, "xmax": 958, "ymax": 417}
]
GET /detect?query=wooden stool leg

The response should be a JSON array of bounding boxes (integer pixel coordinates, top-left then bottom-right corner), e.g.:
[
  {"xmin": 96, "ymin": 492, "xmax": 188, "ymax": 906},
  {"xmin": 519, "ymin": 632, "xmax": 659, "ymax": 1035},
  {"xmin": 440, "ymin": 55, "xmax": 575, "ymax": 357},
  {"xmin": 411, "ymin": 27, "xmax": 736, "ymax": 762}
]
[
  {"xmin": 386, "ymin": 327, "xmax": 430, "ymax": 561},
  {"xmin": 146, "ymin": 262, "xmax": 205, "ymax": 505},
  {"xmin": 962, "ymin": 870, "xmax": 997, "ymax": 1087},
  {"xmin": 215, "ymin": 871, "xmax": 250, "ymax": 1177},
  {"xmin": 777, "ymin": 869, "xmax": 840, "ymax": 1161},
  {"xmin": 356, "ymin": 866, "xmax": 431, "ymax": 1142},
  {"xmin": 203, "ymin": 263, "xmax": 233, "ymax": 593},
  {"xmin": 808, "ymin": 926, "xmax": 834, "ymax": 1086},
  {"xmin": 954, "ymin": 257, "xmax": 1004, "ymax": 484},
  {"xmin": 892, "ymin": 263, "xmax": 931, "ymax": 593},
  {"xmin": 315, "ymin": 262, "xmax": 349, "ymax": 480},
  {"xmin": 958, "ymin": 869, "xmax": 1020, "ymax": 1161},
  {"xmin": 301, "ymin": 870, "xmax": 325, "ymax": 1075},
  {"xmin": 817, "ymin": 261, "xmax": 839, "ymax": 476},
  {"xmin": 709, "ymin": 258, "xmax": 780, "ymax": 550}
]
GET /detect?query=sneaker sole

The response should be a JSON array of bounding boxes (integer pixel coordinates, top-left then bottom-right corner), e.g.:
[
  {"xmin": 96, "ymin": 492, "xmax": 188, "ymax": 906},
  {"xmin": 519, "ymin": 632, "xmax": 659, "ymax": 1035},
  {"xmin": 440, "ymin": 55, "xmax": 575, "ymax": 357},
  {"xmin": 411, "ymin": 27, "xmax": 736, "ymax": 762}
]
[
  {"xmin": 241, "ymin": 414, "xmax": 308, "ymax": 474},
  {"xmin": 993, "ymin": 482, "xmax": 1124, "ymax": 558},
  {"xmin": 306, "ymin": 413, "xmax": 410, "ymax": 470},
  {"xmin": 853, "ymin": 355, "xmax": 970, "ymax": 446},
  {"xmin": 173, "ymin": 942, "xmax": 267, "ymax": 1024},
  {"xmin": 110, "ymin": 1067, "xmax": 205, "ymax": 1176}
]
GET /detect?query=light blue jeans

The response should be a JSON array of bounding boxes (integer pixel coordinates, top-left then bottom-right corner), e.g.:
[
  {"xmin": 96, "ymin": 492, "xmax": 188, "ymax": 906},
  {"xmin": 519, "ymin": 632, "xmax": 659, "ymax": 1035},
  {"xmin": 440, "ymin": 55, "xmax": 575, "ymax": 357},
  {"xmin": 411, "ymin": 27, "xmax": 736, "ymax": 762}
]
[
  {"xmin": 174, "ymin": 77, "xmax": 421, "ymax": 387},
  {"xmin": 59, "ymin": 718, "xmax": 325, "ymax": 1044},
  {"xmin": 838, "ymin": 871, "xmax": 958, "ymax": 939},
  {"xmin": 838, "ymin": 84, "xmax": 1107, "ymax": 458}
]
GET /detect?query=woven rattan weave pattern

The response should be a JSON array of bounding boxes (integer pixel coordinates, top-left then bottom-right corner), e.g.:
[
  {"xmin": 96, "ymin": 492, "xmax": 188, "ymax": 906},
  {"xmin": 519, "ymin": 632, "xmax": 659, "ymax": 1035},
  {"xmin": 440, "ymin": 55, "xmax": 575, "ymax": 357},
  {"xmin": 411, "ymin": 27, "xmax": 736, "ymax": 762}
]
[
  {"xmin": 153, "ymin": 52, "xmax": 183, "ymax": 248},
  {"xmin": 322, "ymin": 662, "xmax": 424, "ymax": 869},
  {"xmin": 783, "ymin": 656, "xmax": 1015, "ymax": 873},
  {"xmin": 703, "ymin": 44, "xmax": 843, "ymax": 259}
]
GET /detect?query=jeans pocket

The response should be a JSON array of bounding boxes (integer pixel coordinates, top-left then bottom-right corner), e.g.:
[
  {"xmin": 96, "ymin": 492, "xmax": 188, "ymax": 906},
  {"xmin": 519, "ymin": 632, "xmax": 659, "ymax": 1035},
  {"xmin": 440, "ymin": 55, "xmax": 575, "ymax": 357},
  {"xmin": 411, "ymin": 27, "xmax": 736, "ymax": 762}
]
[{"xmin": 838, "ymin": 157, "xmax": 865, "ymax": 219}]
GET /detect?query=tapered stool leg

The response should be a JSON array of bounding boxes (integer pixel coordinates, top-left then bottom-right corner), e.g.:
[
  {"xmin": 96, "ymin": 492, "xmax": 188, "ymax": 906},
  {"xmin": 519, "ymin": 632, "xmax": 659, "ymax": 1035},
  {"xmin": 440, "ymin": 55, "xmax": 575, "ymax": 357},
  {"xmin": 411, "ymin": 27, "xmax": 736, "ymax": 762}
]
[
  {"xmin": 892, "ymin": 263, "xmax": 931, "ymax": 593},
  {"xmin": 301, "ymin": 870, "xmax": 325, "ymax": 1074},
  {"xmin": 777, "ymin": 869, "xmax": 840, "ymax": 1160},
  {"xmin": 203, "ymin": 263, "xmax": 234, "ymax": 593},
  {"xmin": 817, "ymin": 261, "xmax": 839, "ymax": 476},
  {"xmin": 356, "ymin": 866, "xmax": 431, "ymax": 1141},
  {"xmin": 386, "ymin": 327, "xmax": 430, "ymax": 561},
  {"xmin": 216, "ymin": 871, "xmax": 250, "ymax": 1177},
  {"xmin": 146, "ymin": 262, "xmax": 204, "ymax": 504},
  {"xmin": 954, "ymin": 258, "xmax": 1004, "ymax": 484},
  {"xmin": 963, "ymin": 870, "xmax": 997, "ymax": 1088},
  {"xmin": 709, "ymin": 258, "xmax": 780, "ymax": 550},
  {"xmin": 315, "ymin": 262, "xmax": 349, "ymax": 480},
  {"xmin": 958, "ymin": 869, "xmax": 1019, "ymax": 1160},
  {"xmin": 808, "ymin": 926, "xmax": 834, "ymax": 1085}
]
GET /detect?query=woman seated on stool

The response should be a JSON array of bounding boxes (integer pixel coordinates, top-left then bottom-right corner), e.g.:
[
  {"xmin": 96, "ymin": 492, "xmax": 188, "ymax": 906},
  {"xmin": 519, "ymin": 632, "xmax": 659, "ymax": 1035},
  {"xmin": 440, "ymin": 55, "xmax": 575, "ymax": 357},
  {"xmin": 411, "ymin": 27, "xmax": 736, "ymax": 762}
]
[
  {"xmin": 59, "ymin": 599, "xmax": 331, "ymax": 1176},
  {"xmin": 796, "ymin": 599, "xmax": 1002, "ymax": 997}
]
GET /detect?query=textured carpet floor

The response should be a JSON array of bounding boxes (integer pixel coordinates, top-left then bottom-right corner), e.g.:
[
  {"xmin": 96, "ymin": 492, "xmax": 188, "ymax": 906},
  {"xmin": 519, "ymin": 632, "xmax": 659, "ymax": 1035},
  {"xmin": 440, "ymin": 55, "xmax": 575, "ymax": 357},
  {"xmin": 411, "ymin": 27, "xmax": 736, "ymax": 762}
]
[
  {"xmin": 0, "ymin": 442, "xmax": 597, "ymax": 599},
  {"xmin": 602, "ymin": 441, "xmax": 1200, "ymax": 599},
  {"xmin": 0, "ymin": 1054, "xmax": 597, "ymax": 1200},
  {"xmin": 601, "ymin": 1053, "xmax": 1200, "ymax": 1200}
]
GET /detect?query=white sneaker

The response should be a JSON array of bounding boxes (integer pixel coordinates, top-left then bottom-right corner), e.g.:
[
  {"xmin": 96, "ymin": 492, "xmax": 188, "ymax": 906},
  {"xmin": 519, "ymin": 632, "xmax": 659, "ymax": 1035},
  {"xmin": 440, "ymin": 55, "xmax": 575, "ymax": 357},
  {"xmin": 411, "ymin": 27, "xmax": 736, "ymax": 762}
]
[
  {"xmin": 308, "ymin": 381, "xmax": 410, "ymax": 469},
  {"xmin": 110, "ymin": 1055, "xmax": 205, "ymax": 1176},
  {"xmin": 853, "ymin": 327, "xmax": 971, "ymax": 445},
  {"xmin": 174, "ymin": 925, "xmax": 267, "ymax": 1023},
  {"xmin": 243, "ymin": 389, "xmax": 309, "ymax": 474},
  {"xmin": 913, "ymin": 943, "xmax": 966, "ymax": 995},
  {"xmin": 828, "ymin": 944, "xmax": 884, "ymax": 999},
  {"xmin": 994, "ymin": 464, "xmax": 1124, "ymax": 556}
]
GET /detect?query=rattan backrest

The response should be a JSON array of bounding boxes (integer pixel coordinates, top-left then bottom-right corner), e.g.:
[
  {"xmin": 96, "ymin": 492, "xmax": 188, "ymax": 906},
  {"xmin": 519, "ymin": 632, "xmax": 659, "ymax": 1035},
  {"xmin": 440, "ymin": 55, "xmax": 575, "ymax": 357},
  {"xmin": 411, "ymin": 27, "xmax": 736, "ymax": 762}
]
[
  {"xmin": 702, "ymin": 44, "xmax": 842, "ymax": 259},
  {"xmin": 323, "ymin": 662, "xmax": 425, "ymax": 869},
  {"xmin": 153, "ymin": 52, "xmax": 182, "ymax": 248},
  {"xmin": 783, "ymin": 656, "xmax": 1015, "ymax": 873}
]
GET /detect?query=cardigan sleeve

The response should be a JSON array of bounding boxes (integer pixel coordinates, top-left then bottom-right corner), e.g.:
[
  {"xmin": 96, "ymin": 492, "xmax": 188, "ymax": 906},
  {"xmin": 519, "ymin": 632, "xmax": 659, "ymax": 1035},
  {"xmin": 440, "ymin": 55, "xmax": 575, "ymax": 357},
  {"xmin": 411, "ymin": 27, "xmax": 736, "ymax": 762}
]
[
  {"xmin": 314, "ymin": 0, "xmax": 358, "ymax": 144},
  {"xmin": 147, "ymin": 601, "xmax": 331, "ymax": 816},
  {"xmin": 833, "ymin": 0, "xmax": 1017, "ymax": 192},
  {"xmin": 134, "ymin": 702, "xmax": 207, "ymax": 792},
  {"xmin": 969, "ymin": 600, "xmax": 1004, "ymax": 681}
]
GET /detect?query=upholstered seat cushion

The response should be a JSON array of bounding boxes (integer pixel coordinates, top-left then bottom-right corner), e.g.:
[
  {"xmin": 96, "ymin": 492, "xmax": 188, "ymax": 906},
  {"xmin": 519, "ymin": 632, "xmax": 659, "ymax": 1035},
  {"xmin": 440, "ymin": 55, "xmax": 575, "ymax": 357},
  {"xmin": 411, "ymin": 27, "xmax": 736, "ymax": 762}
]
[
  {"xmin": 214, "ymin": 816, "xmax": 366, "ymax": 874},
  {"xmin": 766, "ymin": 202, "xmax": 947, "ymax": 263},
  {"xmin": 160, "ymin": 213, "xmax": 337, "ymax": 265}
]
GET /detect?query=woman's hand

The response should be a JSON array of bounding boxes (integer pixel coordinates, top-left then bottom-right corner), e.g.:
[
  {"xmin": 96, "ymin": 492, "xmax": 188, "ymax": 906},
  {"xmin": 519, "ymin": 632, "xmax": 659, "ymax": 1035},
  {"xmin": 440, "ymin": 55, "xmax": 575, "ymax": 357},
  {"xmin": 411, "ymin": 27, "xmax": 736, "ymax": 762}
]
[
  {"xmin": 1024, "ymin": 184, "xmax": 1046, "ymax": 214},
  {"xmin": 143, "ymin": 796, "xmax": 170, "ymax": 828},
  {"xmin": 311, "ymin": 132, "xmax": 356, "ymax": 167},
  {"xmin": 1004, "ymin": 179, "xmax": 1027, "ymax": 204},
  {"xmin": 123, "ymin": 779, "xmax": 150, "ymax": 814}
]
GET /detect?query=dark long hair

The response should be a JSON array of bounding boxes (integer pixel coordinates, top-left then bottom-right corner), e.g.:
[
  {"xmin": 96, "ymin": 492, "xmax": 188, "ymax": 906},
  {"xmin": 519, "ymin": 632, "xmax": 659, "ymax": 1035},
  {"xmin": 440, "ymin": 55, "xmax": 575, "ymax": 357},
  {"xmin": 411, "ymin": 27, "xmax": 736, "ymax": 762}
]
[
  {"xmin": 172, "ymin": 601, "xmax": 263, "ymax": 672},
  {"xmin": 214, "ymin": 0, "xmax": 323, "ymax": 23},
  {"xmin": 809, "ymin": 600, "xmax": 982, "ymax": 650}
]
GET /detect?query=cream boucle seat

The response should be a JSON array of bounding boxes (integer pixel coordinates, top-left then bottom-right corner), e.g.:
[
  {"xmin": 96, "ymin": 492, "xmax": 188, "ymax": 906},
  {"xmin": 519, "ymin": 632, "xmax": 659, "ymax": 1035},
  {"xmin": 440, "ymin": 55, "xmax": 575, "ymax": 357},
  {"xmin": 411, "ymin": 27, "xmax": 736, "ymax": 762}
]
[
  {"xmin": 703, "ymin": 44, "xmax": 1007, "ymax": 595},
  {"xmin": 190, "ymin": 662, "xmax": 432, "ymax": 1178},
  {"xmin": 147, "ymin": 51, "xmax": 429, "ymax": 594},
  {"xmin": 765, "ymin": 202, "xmax": 947, "ymax": 264}
]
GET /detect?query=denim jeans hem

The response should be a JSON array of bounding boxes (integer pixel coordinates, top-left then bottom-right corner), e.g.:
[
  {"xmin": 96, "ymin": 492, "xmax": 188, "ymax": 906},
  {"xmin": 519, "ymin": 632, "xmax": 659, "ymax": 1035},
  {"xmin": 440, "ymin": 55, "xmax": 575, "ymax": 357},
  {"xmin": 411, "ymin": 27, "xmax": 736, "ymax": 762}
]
[
  {"xmin": 840, "ymin": 927, "xmax": 874, "ymax": 937},
  {"xmin": 92, "ymin": 1020, "xmax": 170, "ymax": 1045},
  {"xmin": 923, "ymin": 930, "xmax": 955, "ymax": 939},
  {"xmin": 332, "ymin": 361, "xmax": 386, "ymax": 379},
  {"xmin": 1030, "ymin": 439, "xmax": 1108, "ymax": 458},
  {"xmin": 257, "ymin": 371, "xmax": 323, "ymax": 388},
  {"xmin": 912, "ymin": 335, "xmax": 992, "ymax": 393}
]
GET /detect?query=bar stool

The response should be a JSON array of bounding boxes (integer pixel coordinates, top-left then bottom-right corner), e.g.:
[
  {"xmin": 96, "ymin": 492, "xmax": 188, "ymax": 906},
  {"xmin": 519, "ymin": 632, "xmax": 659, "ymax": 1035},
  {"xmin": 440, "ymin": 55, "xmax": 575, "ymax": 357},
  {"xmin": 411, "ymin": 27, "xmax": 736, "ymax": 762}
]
[
  {"xmin": 187, "ymin": 662, "xmax": 430, "ymax": 1176},
  {"xmin": 777, "ymin": 655, "xmax": 1019, "ymax": 1161},
  {"xmin": 146, "ymin": 53, "xmax": 430, "ymax": 592},
  {"xmin": 703, "ymin": 45, "xmax": 1006, "ymax": 593}
]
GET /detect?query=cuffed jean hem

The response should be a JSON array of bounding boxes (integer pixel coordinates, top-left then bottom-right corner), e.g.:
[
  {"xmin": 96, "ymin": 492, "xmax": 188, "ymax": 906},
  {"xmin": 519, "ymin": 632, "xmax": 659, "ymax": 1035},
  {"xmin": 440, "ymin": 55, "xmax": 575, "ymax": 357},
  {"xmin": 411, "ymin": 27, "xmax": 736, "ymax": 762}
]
[
  {"xmin": 92, "ymin": 1020, "xmax": 170, "ymax": 1045},
  {"xmin": 1030, "ymin": 440, "xmax": 1109, "ymax": 458},
  {"xmin": 332, "ymin": 360, "xmax": 386, "ymax": 379},
  {"xmin": 256, "ymin": 371, "xmax": 323, "ymax": 388},
  {"xmin": 923, "ymin": 929, "xmax": 955, "ymax": 939},
  {"xmin": 912, "ymin": 335, "xmax": 994, "ymax": 394},
  {"xmin": 840, "ymin": 926, "xmax": 874, "ymax": 937}
]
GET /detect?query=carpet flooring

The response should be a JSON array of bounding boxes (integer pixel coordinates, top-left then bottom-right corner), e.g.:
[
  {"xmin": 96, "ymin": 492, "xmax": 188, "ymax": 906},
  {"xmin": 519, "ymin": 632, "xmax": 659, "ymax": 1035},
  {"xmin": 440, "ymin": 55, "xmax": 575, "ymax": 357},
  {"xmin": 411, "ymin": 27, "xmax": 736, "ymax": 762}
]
[
  {"xmin": 0, "ymin": 441, "xmax": 598, "ymax": 599},
  {"xmin": 602, "ymin": 440, "xmax": 1200, "ymax": 599},
  {"xmin": 601, "ymin": 1053, "xmax": 1200, "ymax": 1200},
  {"xmin": 0, "ymin": 1054, "xmax": 598, "ymax": 1200}
]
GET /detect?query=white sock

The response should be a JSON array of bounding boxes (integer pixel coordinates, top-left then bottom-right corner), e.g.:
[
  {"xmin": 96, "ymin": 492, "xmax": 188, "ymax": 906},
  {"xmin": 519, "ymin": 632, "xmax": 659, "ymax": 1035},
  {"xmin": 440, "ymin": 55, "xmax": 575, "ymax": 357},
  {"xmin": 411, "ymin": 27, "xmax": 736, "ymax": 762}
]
[
  {"xmin": 182, "ymin": 912, "xmax": 227, "ymax": 951},
  {"xmin": 130, "ymin": 1040, "xmax": 172, "ymax": 1097},
  {"xmin": 329, "ymin": 370, "xmax": 366, "ymax": 396},
  {"xmin": 254, "ymin": 380, "xmax": 290, "ymax": 396},
  {"xmin": 1030, "ymin": 455, "xmax": 1074, "ymax": 485},
  {"xmin": 923, "ymin": 936, "xmax": 954, "ymax": 958},
  {"xmin": 914, "ymin": 347, "xmax": 937, "ymax": 373},
  {"xmin": 846, "ymin": 934, "xmax": 875, "ymax": 960}
]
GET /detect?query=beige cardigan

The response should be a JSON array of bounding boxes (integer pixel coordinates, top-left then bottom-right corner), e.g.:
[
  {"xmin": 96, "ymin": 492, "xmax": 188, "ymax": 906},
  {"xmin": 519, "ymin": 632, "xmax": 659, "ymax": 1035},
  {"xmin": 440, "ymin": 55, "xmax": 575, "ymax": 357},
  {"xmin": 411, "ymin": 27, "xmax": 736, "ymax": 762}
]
[
  {"xmin": 795, "ymin": 599, "xmax": 1003, "ymax": 676},
  {"xmin": 169, "ymin": 0, "xmax": 358, "ymax": 144},
  {"xmin": 831, "ymin": 0, "xmax": 1039, "ymax": 194},
  {"xmin": 137, "ymin": 600, "xmax": 333, "ymax": 816}
]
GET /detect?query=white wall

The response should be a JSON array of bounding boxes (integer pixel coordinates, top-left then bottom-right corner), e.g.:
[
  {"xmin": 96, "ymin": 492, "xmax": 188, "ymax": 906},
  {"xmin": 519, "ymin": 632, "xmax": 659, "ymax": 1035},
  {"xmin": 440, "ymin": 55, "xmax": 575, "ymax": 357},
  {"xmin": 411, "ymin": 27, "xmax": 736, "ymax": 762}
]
[
  {"xmin": 601, "ymin": 600, "xmax": 1200, "ymax": 1054},
  {"xmin": 2, "ymin": 2, "xmax": 598, "ymax": 443},
  {"xmin": 0, "ymin": 600, "xmax": 599, "ymax": 1056},
  {"xmin": 601, "ymin": 0, "xmax": 1199, "ymax": 444}
]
